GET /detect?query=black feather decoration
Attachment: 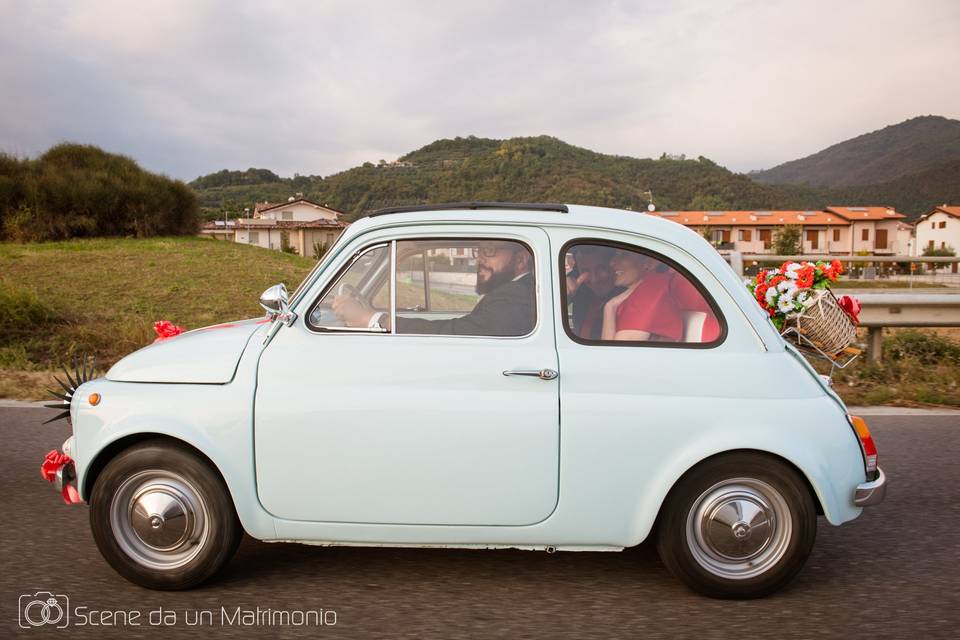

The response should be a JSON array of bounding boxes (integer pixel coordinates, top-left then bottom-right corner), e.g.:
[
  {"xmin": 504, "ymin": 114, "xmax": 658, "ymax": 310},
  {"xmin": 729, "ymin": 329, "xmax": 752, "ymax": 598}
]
[{"xmin": 43, "ymin": 356, "xmax": 98, "ymax": 425}]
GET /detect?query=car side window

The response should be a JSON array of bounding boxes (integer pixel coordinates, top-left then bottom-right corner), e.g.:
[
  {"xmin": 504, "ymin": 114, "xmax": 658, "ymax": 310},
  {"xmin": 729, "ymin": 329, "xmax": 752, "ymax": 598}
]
[
  {"xmin": 392, "ymin": 239, "xmax": 535, "ymax": 336},
  {"xmin": 309, "ymin": 238, "xmax": 537, "ymax": 336},
  {"xmin": 561, "ymin": 241, "xmax": 724, "ymax": 346}
]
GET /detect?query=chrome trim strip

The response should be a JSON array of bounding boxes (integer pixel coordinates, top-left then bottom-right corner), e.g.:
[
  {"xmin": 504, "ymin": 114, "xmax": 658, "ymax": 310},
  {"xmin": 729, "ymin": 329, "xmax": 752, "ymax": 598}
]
[
  {"xmin": 389, "ymin": 239, "xmax": 397, "ymax": 334},
  {"xmin": 854, "ymin": 467, "xmax": 887, "ymax": 507}
]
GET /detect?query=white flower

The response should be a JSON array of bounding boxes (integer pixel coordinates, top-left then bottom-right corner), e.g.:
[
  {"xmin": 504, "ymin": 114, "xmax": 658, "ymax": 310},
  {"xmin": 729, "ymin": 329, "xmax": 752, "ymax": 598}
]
[
  {"xmin": 777, "ymin": 280, "xmax": 798, "ymax": 297},
  {"xmin": 797, "ymin": 290, "xmax": 815, "ymax": 307},
  {"xmin": 778, "ymin": 294, "xmax": 796, "ymax": 314},
  {"xmin": 765, "ymin": 287, "xmax": 778, "ymax": 306},
  {"xmin": 785, "ymin": 263, "xmax": 802, "ymax": 279}
]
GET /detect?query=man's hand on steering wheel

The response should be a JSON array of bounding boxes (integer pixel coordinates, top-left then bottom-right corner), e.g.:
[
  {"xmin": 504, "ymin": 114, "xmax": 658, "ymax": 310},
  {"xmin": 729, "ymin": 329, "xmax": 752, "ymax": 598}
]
[{"xmin": 331, "ymin": 292, "xmax": 374, "ymax": 327}]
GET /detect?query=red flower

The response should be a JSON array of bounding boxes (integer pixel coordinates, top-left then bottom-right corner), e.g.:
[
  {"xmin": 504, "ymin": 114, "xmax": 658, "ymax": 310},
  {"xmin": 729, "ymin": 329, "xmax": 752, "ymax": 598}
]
[
  {"xmin": 154, "ymin": 320, "xmax": 185, "ymax": 342},
  {"xmin": 754, "ymin": 282, "xmax": 769, "ymax": 304},
  {"xmin": 755, "ymin": 269, "xmax": 768, "ymax": 285},
  {"xmin": 769, "ymin": 274, "xmax": 786, "ymax": 287},
  {"xmin": 796, "ymin": 265, "xmax": 815, "ymax": 289}
]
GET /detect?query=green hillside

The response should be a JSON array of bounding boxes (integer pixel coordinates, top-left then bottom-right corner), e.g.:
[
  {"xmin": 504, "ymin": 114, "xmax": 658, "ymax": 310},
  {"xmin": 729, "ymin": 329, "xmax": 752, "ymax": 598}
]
[
  {"xmin": 191, "ymin": 136, "xmax": 797, "ymax": 219},
  {"xmin": 191, "ymin": 134, "xmax": 959, "ymax": 222}
]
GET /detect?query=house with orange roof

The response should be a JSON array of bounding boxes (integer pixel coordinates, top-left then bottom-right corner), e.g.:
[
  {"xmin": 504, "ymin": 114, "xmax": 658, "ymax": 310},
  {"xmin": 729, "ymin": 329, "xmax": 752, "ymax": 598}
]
[
  {"xmin": 823, "ymin": 206, "xmax": 908, "ymax": 254},
  {"xmin": 200, "ymin": 197, "xmax": 350, "ymax": 258},
  {"xmin": 650, "ymin": 206, "xmax": 910, "ymax": 255},
  {"xmin": 914, "ymin": 205, "xmax": 960, "ymax": 256}
]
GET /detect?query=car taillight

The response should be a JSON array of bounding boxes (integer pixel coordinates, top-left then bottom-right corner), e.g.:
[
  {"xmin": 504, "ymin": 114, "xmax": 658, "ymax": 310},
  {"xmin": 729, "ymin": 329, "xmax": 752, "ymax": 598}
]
[{"xmin": 848, "ymin": 415, "xmax": 878, "ymax": 477}]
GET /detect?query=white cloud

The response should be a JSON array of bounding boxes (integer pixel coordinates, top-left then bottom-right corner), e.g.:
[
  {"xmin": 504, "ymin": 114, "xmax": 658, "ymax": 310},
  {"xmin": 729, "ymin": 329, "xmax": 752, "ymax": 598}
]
[{"xmin": 0, "ymin": 0, "xmax": 957, "ymax": 179}]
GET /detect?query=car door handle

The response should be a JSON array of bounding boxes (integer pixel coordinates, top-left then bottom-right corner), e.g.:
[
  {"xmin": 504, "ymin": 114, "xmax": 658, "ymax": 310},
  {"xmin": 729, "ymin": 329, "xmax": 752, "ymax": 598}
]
[{"xmin": 502, "ymin": 368, "xmax": 559, "ymax": 380}]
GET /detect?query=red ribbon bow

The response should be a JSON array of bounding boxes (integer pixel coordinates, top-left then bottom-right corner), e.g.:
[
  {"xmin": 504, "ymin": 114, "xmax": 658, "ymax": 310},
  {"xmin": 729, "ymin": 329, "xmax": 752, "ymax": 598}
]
[
  {"xmin": 40, "ymin": 449, "xmax": 82, "ymax": 504},
  {"xmin": 837, "ymin": 295, "xmax": 861, "ymax": 325},
  {"xmin": 154, "ymin": 320, "xmax": 185, "ymax": 342}
]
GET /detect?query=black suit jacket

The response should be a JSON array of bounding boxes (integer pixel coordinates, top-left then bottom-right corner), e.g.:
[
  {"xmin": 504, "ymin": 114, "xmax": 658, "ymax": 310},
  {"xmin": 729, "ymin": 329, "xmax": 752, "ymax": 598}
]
[{"xmin": 396, "ymin": 273, "xmax": 535, "ymax": 336}]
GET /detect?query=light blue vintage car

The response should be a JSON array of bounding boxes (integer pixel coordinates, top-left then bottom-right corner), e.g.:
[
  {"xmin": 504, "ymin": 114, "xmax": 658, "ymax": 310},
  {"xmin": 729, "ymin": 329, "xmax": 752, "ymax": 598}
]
[{"xmin": 49, "ymin": 203, "xmax": 885, "ymax": 598}]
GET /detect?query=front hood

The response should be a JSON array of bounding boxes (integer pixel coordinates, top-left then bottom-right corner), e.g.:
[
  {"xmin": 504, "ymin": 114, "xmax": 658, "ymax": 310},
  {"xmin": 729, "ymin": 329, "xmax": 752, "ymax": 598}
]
[{"xmin": 106, "ymin": 318, "xmax": 269, "ymax": 383}]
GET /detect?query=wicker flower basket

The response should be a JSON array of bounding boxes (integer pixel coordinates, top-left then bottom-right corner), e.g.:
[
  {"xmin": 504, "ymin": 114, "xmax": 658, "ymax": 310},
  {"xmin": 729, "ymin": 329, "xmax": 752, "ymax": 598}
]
[{"xmin": 783, "ymin": 289, "xmax": 857, "ymax": 355}]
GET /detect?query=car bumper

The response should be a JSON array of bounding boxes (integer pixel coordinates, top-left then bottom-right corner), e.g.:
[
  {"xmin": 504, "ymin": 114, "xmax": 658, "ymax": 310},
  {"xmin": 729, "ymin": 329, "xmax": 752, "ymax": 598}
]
[
  {"xmin": 854, "ymin": 467, "xmax": 887, "ymax": 507},
  {"xmin": 40, "ymin": 440, "xmax": 83, "ymax": 505}
]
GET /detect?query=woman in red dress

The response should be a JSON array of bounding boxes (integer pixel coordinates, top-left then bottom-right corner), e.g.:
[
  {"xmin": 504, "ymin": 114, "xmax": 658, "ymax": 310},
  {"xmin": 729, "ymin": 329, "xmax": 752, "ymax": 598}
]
[{"xmin": 602, "ymin": 250, "xmax": 685, "ymax": 342}]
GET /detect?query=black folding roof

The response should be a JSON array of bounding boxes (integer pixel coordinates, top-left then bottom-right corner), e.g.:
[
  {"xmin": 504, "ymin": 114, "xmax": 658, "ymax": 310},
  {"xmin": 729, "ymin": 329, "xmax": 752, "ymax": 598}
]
[{"xmin": 367, "ymin": 202, "xmax": 569, "ymax": 217}]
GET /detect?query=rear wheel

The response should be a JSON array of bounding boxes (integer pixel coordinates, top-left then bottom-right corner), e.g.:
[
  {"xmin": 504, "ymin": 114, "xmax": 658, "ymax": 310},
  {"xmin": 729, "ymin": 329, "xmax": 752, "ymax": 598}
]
[
  {"xmin": 656, "ymin": 453, "xmax": 817, "ymax": 599},
  {"xmin": 90, "ymin": 440, "xmax": 242, "ymax": 590}
]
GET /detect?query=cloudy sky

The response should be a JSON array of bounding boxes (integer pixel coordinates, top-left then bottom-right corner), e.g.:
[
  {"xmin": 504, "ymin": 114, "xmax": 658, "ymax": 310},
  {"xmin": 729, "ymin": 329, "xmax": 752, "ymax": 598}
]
[{"xmin": 1, "ymin": 0, "xmax": 958, "ymax": 180}]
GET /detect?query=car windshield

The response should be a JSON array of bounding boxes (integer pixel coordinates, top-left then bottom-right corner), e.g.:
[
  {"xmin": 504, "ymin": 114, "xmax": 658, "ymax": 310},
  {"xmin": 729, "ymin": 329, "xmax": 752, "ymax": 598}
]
[{"xmin": 289, "ymin": 232, "xmax": 348, "ymax": 302}]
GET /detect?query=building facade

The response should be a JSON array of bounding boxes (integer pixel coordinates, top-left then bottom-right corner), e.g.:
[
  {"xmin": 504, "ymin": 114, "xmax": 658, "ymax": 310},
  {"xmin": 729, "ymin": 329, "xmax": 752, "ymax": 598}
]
[
  {"xmin": 650, "ymin": 206, "xmax": 910, "ymax": 255},
  {"xmin": 201, "ymin": 198, "xmax": 350, "ymax": 258},
  {"xmin": 914, "ymin": 205, "xmax": 960, "ymax": 255}
]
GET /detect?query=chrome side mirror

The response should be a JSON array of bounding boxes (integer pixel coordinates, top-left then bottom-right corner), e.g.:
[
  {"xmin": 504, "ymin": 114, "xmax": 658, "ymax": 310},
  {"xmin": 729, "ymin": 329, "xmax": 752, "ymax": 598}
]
[{"xmin": 259, "ymin": 283, "xmax": 296, "ymax": 326}]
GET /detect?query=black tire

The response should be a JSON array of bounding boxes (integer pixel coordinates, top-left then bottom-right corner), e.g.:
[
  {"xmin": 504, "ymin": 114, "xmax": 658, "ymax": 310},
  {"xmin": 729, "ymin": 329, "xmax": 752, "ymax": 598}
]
[
  {"xmin": 89, "ymin": 440, "xmax": 242, "ymax": 590},
  {"xmin": 656, "ymin": 452, "xmax": 817, "ymax": 599}
]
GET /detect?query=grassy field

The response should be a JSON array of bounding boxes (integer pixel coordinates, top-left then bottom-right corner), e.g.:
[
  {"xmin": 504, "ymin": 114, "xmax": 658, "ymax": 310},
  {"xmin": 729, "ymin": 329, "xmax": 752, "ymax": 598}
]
[
  {"xmin": 1, "ymin": 237, "xmax": 958, "ymax": 405},
  {"xmin": 1, "ymin": 237, "xmax": 314, "ymax": 398}
]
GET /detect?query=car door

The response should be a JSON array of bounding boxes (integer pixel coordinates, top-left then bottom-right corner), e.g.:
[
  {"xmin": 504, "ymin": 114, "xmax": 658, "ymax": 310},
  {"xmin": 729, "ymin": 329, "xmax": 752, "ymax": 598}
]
[{"xmin": 254, "ymin": 225, "xmax": 560, "ymax": 526}]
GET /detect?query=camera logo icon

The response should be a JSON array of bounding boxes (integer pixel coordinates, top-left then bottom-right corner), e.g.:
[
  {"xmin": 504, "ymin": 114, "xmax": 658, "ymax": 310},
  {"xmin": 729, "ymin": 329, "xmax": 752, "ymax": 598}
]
[{"xmin": 19, "ymin": 592, "xmax": 70, "ymax": 628}]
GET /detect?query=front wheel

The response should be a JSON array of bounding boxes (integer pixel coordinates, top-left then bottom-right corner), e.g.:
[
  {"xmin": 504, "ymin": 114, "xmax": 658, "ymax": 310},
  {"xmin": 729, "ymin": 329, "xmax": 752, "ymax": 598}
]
[
  {"xmin": 89, "ymin": 440, "xmax": 242, "ymax": 590},
  {"xmin": 656, "ymin": 453, "xmax": 817, "ymax": 598}
]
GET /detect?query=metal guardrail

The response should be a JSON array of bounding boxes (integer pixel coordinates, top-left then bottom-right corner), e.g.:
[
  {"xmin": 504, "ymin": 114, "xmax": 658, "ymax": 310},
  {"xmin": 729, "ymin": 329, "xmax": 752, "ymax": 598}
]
[
  {"xmin": 856, "ymin": 293, "xmax": 960, "ymax": 328},
  {"xmin": 855, "ymin": 292, "xmax": 960, "ymax": 362},
  {"xmin": 740, "ymin": 254, "xmax": 959, "ymax": 264}
]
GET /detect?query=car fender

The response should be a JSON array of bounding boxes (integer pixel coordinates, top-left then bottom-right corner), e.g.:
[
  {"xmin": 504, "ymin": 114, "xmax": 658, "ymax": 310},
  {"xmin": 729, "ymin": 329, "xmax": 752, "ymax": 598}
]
[
  {"xmin": 621, "ymin": 397, "xmax": 865, "ymax": 545},
  {"xmin": 72, "ymin": 378, "xmax": 277, "ymax": 541}
]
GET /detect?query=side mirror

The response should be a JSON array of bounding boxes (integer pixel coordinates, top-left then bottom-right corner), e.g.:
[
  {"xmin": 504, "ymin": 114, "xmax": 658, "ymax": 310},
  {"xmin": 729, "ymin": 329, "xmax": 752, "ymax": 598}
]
[{"xmin": 259, "ymin": 284, "xmax": 296, "ymax": 326}]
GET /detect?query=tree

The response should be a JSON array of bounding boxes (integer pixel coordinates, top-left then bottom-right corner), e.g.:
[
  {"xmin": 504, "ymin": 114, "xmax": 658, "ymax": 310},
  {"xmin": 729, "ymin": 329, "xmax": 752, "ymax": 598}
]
[
  {"xmin": 688, "ymin": 194, "xmax": 730, "ymax": 211},
  {"xmin": 772, "ymin": 225, "xmax": 802, "ymax": 255},
  {"xmin": 922, "ymin": 245, "xmax": 956, "ymax": 257}
]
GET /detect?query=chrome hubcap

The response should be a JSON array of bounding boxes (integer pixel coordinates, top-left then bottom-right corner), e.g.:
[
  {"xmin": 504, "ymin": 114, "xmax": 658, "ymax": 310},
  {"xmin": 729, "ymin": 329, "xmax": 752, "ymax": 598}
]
[
  {"xmin": 686, "ymin": 477, "xmax": 792, "ymax": 580},
  {"xmin": 110, "ymin": 470, "xmax": 209, "ymax": 569}
]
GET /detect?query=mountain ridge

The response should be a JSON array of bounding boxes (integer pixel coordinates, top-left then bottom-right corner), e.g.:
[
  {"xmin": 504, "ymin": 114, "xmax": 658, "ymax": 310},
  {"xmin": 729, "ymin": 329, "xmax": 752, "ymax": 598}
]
[
  {"xmin": 750, "ymin": 115, "xmax": 960, "ymax": 187},
  {"xmin": 190, "ymin": 129, "xmax": 960, "ymax": 222}
]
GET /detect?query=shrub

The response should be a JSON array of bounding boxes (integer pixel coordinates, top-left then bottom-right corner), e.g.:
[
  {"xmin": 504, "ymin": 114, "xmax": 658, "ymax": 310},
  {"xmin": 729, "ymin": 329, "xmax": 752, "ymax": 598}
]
[
  {"xmin": 922, "ymin": 245, "xmax": 956, "ymax": 257},
  {"xmin": 312, "ymin": 241, "xmax": 329, "ymax": 261},
  {"xmin": 884, "ymin": 330, "xmax": 960, "ymax": 365},
  {"xmin": 0, "ymin": 144, "xmax": 199, "ymax": 242},
  {"xmin": 0, "ymin": 281, "xmax": 59, "ymax": 327}
]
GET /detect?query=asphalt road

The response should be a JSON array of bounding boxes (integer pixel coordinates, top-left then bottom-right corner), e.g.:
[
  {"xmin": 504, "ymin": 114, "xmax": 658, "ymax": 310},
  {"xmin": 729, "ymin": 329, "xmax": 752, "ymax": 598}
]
[{"xmin": 2, "ymin": 406, "xmax": 958, "ymax": 638}]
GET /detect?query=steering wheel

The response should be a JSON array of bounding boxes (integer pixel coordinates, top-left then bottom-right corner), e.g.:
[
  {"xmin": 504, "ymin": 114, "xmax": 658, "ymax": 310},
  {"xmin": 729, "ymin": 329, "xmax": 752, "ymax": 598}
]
[
  {"xmin": 310, "ymin": 283, "xmax": 362, "ymax": 325},
  {"xmin": 338, "ymin": 283, "xmax": 358, "ymax": 297}
]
